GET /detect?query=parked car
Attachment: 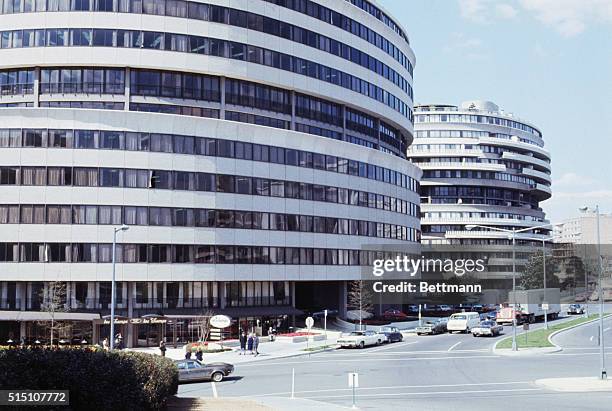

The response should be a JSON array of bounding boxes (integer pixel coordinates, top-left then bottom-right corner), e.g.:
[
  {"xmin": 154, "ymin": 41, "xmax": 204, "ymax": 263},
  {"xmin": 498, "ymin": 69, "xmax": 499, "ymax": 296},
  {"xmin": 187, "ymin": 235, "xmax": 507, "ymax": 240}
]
[
  {"xmin": 471, "ymin": 320, "xmax": 503, "ymax": 337},
  {"xmin": 447, "ymin": 312, "xmax": 481, "ymax": 333},
  {"xmin": 175, "ymin": 360, "xmax": 234, "ymax": 383},
  {"xmin": 378, "ymin": 326, "xmax": 403, "ymax": 343},
  {"xmin": 338, "ymin": 330, "xmax": 384, "ymax": 348},
  {"xmin": 383, "ymin": 309, "xmax": 408, "ymax": 320},
  {"xmin": 407, "ymin": 305, "xmax": 419, "ymax": 314},
  {"xmin": 486, "ymin": 310, "xmax": 499, "ymax": 320},
  {"xmin": 567, "ymin": 304, "xmax": 585, "ymax": 315},
  {"xmin": 472, "ymin": 304, "xmax": 484, "ymax": 312},
  {"xmin": 437, "ymin": 304, "xmax": 453, "ymax": 312},
  {"xmin": 415, "ymin": 318, "xmax": 448, "ymax": 335}
]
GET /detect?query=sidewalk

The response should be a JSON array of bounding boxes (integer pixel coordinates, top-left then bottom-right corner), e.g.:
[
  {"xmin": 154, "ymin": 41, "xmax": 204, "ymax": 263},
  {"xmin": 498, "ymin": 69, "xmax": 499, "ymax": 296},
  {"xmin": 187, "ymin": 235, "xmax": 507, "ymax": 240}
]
[{"xmin": 128, "ymin": 329, "xmax": 342, "ymax": 364}]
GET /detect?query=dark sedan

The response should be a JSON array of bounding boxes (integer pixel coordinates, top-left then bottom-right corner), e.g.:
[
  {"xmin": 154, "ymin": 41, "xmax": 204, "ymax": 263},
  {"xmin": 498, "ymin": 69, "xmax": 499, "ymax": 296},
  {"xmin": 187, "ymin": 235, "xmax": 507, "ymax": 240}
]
[
  {"xmin": 175, "ymin": 360, "xmax": 234, "ymax": 383},
  {"xmin": 379, "ymin": 326, "xmax": 403, "ymax": 343},
  {"xmin": 415, "ymin": 318, "xmax": 448, "ymax": 335}
]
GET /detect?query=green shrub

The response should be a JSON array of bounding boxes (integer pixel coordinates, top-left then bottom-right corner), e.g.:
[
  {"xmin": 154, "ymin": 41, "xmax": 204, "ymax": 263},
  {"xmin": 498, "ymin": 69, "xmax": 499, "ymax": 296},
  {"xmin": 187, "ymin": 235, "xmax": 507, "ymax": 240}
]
[{"xmin": 0, "ymin": 348, "xmax": 178, "ymax": 410}]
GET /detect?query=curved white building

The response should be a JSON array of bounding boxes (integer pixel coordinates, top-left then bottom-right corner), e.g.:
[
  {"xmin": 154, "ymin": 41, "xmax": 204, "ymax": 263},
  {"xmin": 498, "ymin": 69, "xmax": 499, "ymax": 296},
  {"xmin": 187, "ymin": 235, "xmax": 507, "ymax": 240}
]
[
  {"xmin": 409, "ymin": 101, "xmax": 551, "ymax": 288},
  {"xmin": 0, "ymin": 0, "xmax": 420, "ymax": 345}
]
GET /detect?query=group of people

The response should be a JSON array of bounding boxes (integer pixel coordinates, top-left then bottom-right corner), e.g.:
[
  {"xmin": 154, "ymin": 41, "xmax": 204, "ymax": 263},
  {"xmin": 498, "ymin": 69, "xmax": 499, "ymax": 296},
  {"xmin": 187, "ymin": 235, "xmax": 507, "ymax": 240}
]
[
  {"xmin": 184, "ymin": 346, "xmax": 204, "ymax": 361},
  {"xmin": 239, "ymin": 332, "xmax": 260, "ymax": 356},
  {"xmin": 102, "ymin": 333, "xmax": 124, "ymax": 351}
]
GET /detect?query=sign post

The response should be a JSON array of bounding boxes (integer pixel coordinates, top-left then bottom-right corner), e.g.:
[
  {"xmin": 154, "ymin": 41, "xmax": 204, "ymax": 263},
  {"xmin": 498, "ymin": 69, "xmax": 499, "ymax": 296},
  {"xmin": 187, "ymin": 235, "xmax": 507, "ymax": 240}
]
[
  {"xmin": 324, "ymin": 310, "xmax": 328, "ymax": 344},
  {"xmin": 418, "ymin": 304, "xmax": 422, "ymax": 326},
  {"xmin": 523, "ymin": 323, "xmax": 530, "ymax": 346},
  {"xmin": 305, "ymin": 316, "xmax": 314, "ymax": 354},
  {"xmin": 348, "ymin": 372, "xmax": 359, "ymax": 409},
  {"xmin": 542, "ymin": 303, "xmax": 549, "ymax": 330}
]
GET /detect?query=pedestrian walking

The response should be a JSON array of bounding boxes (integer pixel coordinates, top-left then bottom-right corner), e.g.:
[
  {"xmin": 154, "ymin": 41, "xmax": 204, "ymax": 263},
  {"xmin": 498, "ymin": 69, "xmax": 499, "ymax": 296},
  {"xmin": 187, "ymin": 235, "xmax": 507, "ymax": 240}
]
[
  {"xmin": 247, "ymin": 333, "xmax": 254, "ymax": 355},
  {"xmin": 185, "ymin": 345, "xmax": 192, "ymax": 359},
  {"xmin": 253, "ymin": 334, "xmax": 260, "ymax": 356},
  {"xmin": 195, "ymin": 347, "xmax": 203, "ymax": 361},
  {"xmin": 239, "ymin": 331, "xmax": 247, "ymax": 355},
  {"xmin": 102, "ymin": 337, "xmax": 109, "ymax": 351},
  {"xmin": 159, "ymin": 340, "xmax": 167, "ymax": 357}
]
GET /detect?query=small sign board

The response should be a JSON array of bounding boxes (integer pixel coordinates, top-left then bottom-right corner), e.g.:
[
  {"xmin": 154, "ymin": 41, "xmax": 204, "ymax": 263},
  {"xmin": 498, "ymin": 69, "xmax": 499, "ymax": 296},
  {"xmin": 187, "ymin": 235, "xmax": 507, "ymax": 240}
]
[
  {"xmin": 305, "ymin": 316, "xmax": 314, "ymax": 329},
  {"xmin": 210, "ymin": 315, "xmax": 231, "ymax": 329},
  {"xmin": 348, "ymin": 373, "xmax": 359, "ymax": 388},
  {"xmin": 523, "ymin": 323, "xmax": 530, "ymax": 331},
  {"xmin": 542, "ymin": 303, "xmax": 549, "ymax": 310}
]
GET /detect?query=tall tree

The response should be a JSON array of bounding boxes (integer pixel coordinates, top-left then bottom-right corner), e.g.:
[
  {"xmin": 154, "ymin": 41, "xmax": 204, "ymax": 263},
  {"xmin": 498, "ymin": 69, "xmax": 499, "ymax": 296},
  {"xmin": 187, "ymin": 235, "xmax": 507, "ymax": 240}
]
[
  {"xmin": 39, "ymin": 281, "xmax": 69, "ymax": 345},
  {"xmin": 347, "ymin": 280, "xmax": 374, "ymax": 330},
  {"xmin": 520, "ymin": 254, "xmax": 561, "ymax": 290}
]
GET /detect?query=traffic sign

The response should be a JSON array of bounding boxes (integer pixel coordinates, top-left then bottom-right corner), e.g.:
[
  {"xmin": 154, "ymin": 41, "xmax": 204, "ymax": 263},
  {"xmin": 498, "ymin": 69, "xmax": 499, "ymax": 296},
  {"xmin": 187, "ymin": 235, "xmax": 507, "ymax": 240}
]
[
  {"xmin": 542, "ymin": 303, "xmax": 549, "ymax": 310},
  {"xmin": 305, "ymin": 316, "xmax": 314, "ymax": 329}
]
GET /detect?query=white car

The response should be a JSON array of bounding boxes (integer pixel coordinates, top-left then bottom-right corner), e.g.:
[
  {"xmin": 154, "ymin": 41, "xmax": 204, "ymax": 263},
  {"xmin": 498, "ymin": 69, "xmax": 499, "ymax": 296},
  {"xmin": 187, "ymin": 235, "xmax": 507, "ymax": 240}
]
[
  {"xmin": 337, "ymin": 330, "xmax": 384, "ymax": 348},
  {"xmin": 447, "ymin": 312, "xmax": 481, "ymax": 333}
]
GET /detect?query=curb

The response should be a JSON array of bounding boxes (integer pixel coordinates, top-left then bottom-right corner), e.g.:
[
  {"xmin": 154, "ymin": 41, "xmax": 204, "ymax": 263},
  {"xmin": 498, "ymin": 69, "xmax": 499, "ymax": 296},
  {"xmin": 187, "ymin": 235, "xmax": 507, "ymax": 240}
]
[
  {"xmin": 233, "ymin": 345, "xmax": 339, "ymax": 365},
  {"xmin": 547, "ymin": 314, "xmax": 612, "ymax": 346},
  {"xmin": 493, "ymin": 314, "xmax": 611, "ymax": 355}
]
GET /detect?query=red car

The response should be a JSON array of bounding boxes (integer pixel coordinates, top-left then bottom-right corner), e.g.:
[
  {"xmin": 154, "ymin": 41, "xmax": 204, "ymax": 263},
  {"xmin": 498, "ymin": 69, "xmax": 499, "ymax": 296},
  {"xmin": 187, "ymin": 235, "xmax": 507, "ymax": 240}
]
[{"xmin": 383, "ymin": 309, "xmax": 408, "ymax": 320}]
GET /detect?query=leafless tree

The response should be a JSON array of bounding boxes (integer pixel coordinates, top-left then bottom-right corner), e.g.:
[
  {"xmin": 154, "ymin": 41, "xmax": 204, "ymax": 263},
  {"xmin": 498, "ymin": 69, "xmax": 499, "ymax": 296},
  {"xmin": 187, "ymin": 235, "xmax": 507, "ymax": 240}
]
[
  {"xmin": 194, "ymin": 309, "xmax": 215, "ymax": 342},
  {"xmin": 347, "ymin": 280, "xmax": 374, "ymax": 330},
  {"xmin": 39, "ymin": 282, "xmax": 69, "ymax": 345}
]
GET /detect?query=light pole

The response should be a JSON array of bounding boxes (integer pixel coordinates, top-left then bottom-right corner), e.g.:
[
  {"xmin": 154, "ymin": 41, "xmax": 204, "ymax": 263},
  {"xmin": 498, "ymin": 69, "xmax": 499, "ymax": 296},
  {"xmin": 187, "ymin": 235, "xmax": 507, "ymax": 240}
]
[
  {"xmin": 521, "ymin": 236, "xmax": 555, "ymax": 330},
  {"xmin": 466, "ymin": 222, "xmax": 553, "ymax": 351},
  {"xmin": 110, "ymin": 224, "xmax": 129, "ymax": 350},
  {"xmin": 580, "ymin": 206, "xmax": 606, "ymax": 380}
]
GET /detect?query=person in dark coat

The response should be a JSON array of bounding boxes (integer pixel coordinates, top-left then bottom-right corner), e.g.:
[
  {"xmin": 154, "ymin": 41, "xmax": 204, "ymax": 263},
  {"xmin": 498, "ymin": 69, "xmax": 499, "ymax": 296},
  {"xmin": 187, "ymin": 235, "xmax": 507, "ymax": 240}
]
[
  {"xmin": 239, "ymin": 331, "xmax": 247, "ymax": 355},
  {"xmin": 159, "ymin": 340, "xmax": 167, "ymax": 356},
  {"xmin": 247, "ymin": 334, "xmax": 254, "ymax": 354},
  {"xmin": 195, "ymin": 348, "xmax": 203, "ymax": 361}
]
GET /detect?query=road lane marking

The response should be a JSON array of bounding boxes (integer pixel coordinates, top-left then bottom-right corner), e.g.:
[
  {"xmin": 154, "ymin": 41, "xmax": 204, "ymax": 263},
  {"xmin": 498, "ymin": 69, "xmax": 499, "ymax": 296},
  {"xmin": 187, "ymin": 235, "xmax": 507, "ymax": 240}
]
[
  {"xmin": 237, "ymin": 354, "xmax": 501, "ymax": 367},
  {"xmin": 211, "ymin": 381, "xmax": 218, "ymax": 398},
  {"xmin": 448, "ymin": 341, "xmax": 462, "ymax": 351},
  {"xmin": 240, "ymin": 381, "xmax": 535, "ymax": 398},
  {"xmin": 304, "ymin": 388, "xmax": 543, "ymax": 399},
  {"xmin": 364, "ymin": 341, "xmax": 418, "ymax": 353},
  {"xmin": 605, "ymin": 327, "xmax": 611, "ymax": 332}
]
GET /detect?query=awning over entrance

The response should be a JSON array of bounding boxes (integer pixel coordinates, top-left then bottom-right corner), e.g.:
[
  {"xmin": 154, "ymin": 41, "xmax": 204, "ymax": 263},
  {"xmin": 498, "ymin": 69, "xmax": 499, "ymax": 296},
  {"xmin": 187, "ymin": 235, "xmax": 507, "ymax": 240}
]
[{"xmin": 0, "ymin": 311, "xmax": 100, "ymax": 322}]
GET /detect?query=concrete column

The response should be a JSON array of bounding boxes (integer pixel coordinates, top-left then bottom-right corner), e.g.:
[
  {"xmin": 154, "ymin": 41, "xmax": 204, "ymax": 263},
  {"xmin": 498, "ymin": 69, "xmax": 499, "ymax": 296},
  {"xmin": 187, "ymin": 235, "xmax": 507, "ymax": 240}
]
[
  {"xmin": 219, "ymin": 282, "xmax": 227, "ymax": 309},
  {"xmin": 220, "ymin": 77, "xmax": 226, "ymax": 119},
  {"xmin": 33, "ymin": 67, "xmax": 40, "ymax": 108},
  {"xmin": 290, "ymin": 91, "xmax": 296, "ymax": 130},
  {"xmin": 124, "ymin": 67, "xmax": 130, "ymax": 111},
  {"xmin": 19, "ymin": 321, "xmax": 26, "ymax": 341},
  {"xmin": 127, "ymin": 282, "xmax": 134, "ymax": 348},
  {"xmin": 17, "ymin": 282, "xmax": 26, "ymax": 311},
  {"xmin": 338, "ymin": 281, "xmax": 348, "ymax": 319}
]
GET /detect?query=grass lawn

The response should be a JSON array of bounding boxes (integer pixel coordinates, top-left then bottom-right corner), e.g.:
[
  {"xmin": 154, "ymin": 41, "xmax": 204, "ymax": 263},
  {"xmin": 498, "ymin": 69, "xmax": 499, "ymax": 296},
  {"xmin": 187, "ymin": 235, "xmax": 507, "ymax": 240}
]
[{"xmin": 496, "ymin": 314, "xmax": 610, "ymax": 349}]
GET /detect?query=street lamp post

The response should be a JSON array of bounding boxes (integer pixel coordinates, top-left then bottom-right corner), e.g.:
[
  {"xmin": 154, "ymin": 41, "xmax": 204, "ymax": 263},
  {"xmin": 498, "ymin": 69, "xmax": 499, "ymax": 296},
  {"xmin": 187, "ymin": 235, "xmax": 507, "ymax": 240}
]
[
  {"xmin": 466, "ymin": 222, "xmax": 553, "ymax": 351},
  {"xmin": 110, "ymin": 224, "xmax": 129, "ymax": 351},
  {"xmin": 580, "ymin": 206, "xmax": 606, "ymax": 380}
]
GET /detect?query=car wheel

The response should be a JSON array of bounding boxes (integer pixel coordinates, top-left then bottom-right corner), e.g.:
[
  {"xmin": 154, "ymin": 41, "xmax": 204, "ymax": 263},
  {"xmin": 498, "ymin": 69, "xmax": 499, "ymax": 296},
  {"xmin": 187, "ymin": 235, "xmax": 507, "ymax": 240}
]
[
  {"xmin": 377, "ymin": 339, "xmax": 381, "ymax": 345},
  {"xmin": 399, "ymin": 335, "xmax": 403, "ymax": 342},
  {"xmin": 359, "ymin": 341, "xmax": 365, "ymax": 349},
  {"xmin": 465, "ymin": 328, "xmax": 470, "ymax": 334},
  {"xmin": 211, "ymin": 372, "xmax": 223, "ymax": 383},
  {"xmin": 472, "ymin": 333, "xmax": 477, "ymax": 337}
]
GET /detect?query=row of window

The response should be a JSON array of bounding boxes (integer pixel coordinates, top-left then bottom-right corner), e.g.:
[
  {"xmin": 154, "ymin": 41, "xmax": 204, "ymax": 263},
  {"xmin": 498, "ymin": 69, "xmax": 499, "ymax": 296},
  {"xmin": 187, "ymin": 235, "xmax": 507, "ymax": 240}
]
[
  {"xmin": 39, "ymin": 101, "xmax": 125, "ymax": 110},
  {"xmin": 415, "ymin": 114, "xmax": 541, "ymax": 138},
  {"xmin": 413, "ymin": 130, "xmax": 543, "ymax": 147},
  {"xmin": 264, "ymin": 0, "xmax": 413, "ymax": 72},
  {"xmin": 344, "ymin": 0, "xmax": 408, "ymax": 43},
  {"xmin": 0, "ymin": 128, "xmax": 418, "ymax": 190},
  {"xmin": 0, "ymin": 28, "xmax": 412, "ymax": 120},
  {"xmin": 422, "ymin": 211, "xmax": 545, "ymax": 222},
  {"xmin": 0, "ymin": 167, "xmax": 418, "ymax": 216},
  {"xmin": 422, "ymin": 170, "xmax": 539, "ymax": 187},
  {"xmin": 0, "ymin": 0, "xmax": 413, "ymax": 94},
  {"xmin": 1, "ymin": 66, "xmax": 407, "ymax": 154},
  {"xmin": 0, "ymin": 242, "xmax": 410, "ymax": 265},
  {"xmin": 0, "ymin": 69, "xmax": 35, "ymax": 95},
  {"xmin": 0, "ymin": 204, "xmax": 418, "ymax": 242}
]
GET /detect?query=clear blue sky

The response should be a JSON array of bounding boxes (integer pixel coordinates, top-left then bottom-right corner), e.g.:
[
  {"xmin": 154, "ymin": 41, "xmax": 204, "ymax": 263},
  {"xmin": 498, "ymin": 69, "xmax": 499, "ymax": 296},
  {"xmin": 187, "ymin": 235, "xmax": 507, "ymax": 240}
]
[{"xmin": 379, "ymin": 0, "xmax": 612, "ymax": 222}]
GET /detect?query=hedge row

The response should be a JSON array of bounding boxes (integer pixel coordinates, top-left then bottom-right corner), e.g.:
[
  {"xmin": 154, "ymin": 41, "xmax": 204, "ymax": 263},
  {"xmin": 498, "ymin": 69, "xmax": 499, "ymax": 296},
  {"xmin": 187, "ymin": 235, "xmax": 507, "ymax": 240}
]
[{"xmin": 0, "ymin": 348, "xmax": 178, "ymax": 410}]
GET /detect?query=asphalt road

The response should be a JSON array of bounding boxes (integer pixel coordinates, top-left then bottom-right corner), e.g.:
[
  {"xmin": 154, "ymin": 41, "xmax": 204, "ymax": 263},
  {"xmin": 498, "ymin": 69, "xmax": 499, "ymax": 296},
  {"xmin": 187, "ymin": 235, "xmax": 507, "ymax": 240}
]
[{"xmin": 178, "ymin": 314, "xmax": 612, "ymax": 410}]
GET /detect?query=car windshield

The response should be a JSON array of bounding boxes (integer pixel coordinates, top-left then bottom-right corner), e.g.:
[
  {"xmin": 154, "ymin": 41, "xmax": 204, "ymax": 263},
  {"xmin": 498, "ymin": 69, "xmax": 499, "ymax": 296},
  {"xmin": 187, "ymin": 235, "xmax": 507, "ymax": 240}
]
[
  {"xmin": 381, "ymin": 327, "xmax": 394, "ymax": 332},
  {"xmin": 479, "ymin": 321, "xmax": 493, "ymax": 327},
  {"xmin": 452, "ymin": 315, "xmax": 466, "ymax": 320},
  {"xmin": 349, "ymin": 332, "xmax": 364, "ymax": 336}
]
